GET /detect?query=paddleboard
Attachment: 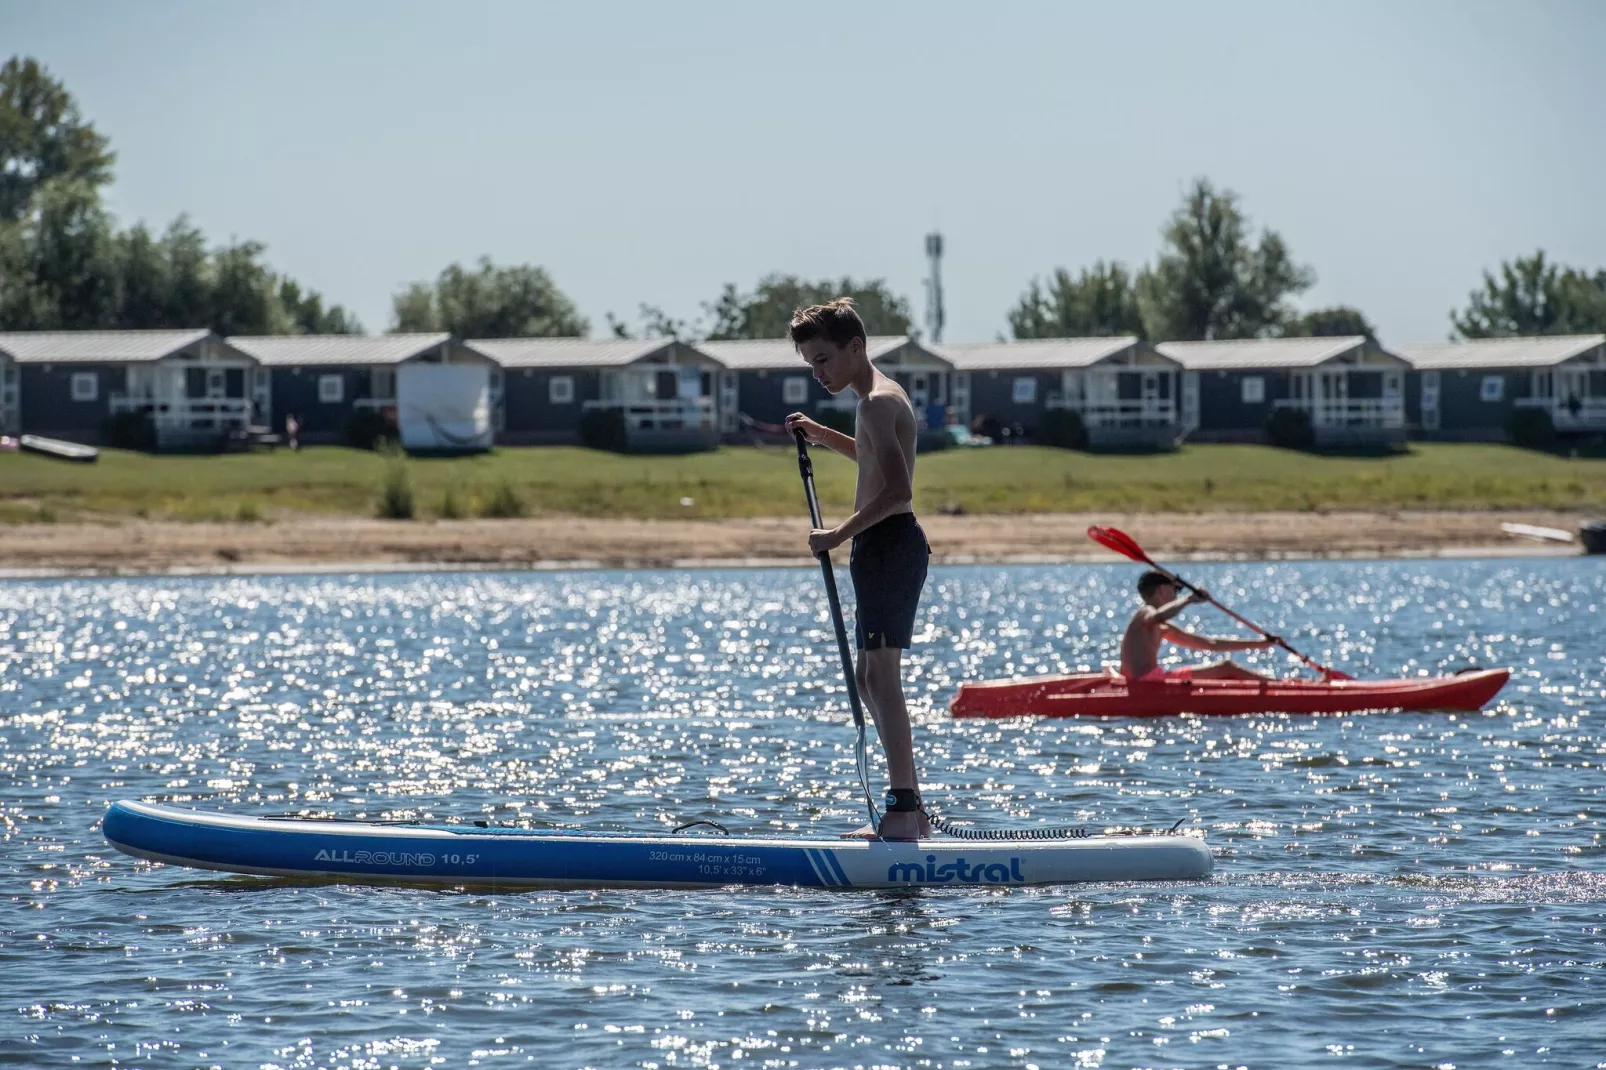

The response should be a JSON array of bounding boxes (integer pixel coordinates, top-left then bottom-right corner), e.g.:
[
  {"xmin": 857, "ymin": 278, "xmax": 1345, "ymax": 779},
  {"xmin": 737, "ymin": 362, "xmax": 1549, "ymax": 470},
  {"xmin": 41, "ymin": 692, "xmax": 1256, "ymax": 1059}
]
[{"xmin": 102, "ymin": 800, "xmax": 1212, "ymax": 890}]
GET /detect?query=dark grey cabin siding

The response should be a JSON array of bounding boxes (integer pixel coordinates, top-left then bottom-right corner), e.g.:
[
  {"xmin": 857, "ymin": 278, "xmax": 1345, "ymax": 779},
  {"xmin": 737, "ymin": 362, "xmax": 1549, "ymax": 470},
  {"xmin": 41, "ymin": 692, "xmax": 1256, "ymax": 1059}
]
[
  {"xmin": 500, "ymin": 368, "xmax": 603, "ymax": 444},
  {"xmin": 270, "ymin": 365, "xmax": 386, "ymax": 442},
  {"xmin": 1192, "ymin": 369, "xmax": 1290, "ymax": 439},
  {"xmin": 1411, "ymin": 367, "xmax": 1532, "ymax": 441},
  {"xmin": 734, "ymin": 370, "xmax": 833, "ymax": 428},
  {"xmin": 964, "ymin": 369, "xmax": 1057, "ymax": 432},
  {"xmin": 18, "ymin": 364, "xmax": 122, "ymax": 442}
]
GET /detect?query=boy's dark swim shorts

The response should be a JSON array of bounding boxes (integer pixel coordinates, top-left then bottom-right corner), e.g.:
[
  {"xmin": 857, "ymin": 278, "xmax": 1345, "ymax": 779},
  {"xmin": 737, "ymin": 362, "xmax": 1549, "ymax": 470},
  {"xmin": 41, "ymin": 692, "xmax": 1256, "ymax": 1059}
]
[{"xmin": 848, "ymin": 512, "xmax": 930, "ymax": 650}]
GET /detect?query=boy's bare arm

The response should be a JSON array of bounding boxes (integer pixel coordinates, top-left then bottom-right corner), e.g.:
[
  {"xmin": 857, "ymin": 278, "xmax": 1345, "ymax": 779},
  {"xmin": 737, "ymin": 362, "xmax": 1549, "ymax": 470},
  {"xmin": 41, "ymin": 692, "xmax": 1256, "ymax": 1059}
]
[
  {"xmin": 1140, "ymin": 591, "xmax": 1200, "ymax": 627},
  {"xmin": 1160, "ymin": 624, "xmax": 1277, "ymax": 653},
  {"xmin": 785, "ymin": 413, "xmax": 857, "ymax": 461},
  {"xmin": 832, "ymin": 395, "xmax": 911, "ymax": 541}
]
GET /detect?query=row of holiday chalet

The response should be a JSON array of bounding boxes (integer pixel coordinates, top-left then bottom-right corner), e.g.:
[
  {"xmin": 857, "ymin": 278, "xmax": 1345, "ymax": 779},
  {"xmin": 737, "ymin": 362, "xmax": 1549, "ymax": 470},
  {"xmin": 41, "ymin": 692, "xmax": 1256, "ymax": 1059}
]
[{"xmin": 0, "ymin": 329, "xmax": 1600, "ymax": 452}]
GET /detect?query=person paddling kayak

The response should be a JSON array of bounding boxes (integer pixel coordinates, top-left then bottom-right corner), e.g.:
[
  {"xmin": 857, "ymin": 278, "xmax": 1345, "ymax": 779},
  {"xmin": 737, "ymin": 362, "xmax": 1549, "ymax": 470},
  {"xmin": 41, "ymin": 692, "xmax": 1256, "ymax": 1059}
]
[
  {"xmin": 1121, "ymin": 570, "xmax": 1279, "ymax": 683},
  {"xmin": 784, "ymin": 298, "xmax": 931, "ymax": 841}
]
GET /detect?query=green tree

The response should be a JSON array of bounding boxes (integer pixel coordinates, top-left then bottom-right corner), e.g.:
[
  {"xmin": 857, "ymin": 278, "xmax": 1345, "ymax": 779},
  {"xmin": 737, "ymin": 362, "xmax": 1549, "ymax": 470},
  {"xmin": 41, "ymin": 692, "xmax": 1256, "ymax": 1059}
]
[
  {"xmin": 702, "ymin": 274, "xmax": 913, "ymax": 340},
  {"xmin": 0, "ymin": 56, "xmax": 116, "ymax": 222},
  {"xmin": 606, "ymin": 302, "xmax": 689, "ymax": 340},
  {"xmin": 1451, "ymin": 250, "xmax": 1606, "ymax": 337},
  {"xmin": 113, "ymin": 223, "xmax": 171, "ymax": 328},
  {"xmin": 392, "ymin": 257, "xmax": 588, "ymax": 337},
  {"xmin": 278, "ymin": 278, "xmax": 362, "ymax": 334},
  {"xmin": 1008, "ymin": 261, "xmax": 1145, "ymax": 339},
  {"xmin": 208, "ymin": 240, "xmax": 293, "ymax": 336},
  {"xmin": 0, "ymin": 176, "xmax": 118, "ymax": 329},
  {"xmin": 1137, "ymin": 177, "xmax": 1314, "ymax": 341},
  {"xmin": 158, "ymin": 215, "xmax": 211, "ymax": 328},
  {"xmin": 1290, "ymin": 305, "xmax": 1377, "ymax": 341}
]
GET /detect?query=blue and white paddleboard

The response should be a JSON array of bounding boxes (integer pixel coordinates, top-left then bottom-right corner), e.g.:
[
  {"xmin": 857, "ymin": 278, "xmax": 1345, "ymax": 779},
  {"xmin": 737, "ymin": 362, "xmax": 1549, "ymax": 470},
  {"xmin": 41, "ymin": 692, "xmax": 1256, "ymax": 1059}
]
[{"xmin": 103, "ymin": 801, "xmax": 1213, "ymax": 890}]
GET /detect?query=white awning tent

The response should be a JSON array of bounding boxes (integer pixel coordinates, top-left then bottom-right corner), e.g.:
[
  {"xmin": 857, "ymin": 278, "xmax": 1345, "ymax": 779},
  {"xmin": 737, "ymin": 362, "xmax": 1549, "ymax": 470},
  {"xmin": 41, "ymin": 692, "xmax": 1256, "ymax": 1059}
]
[{"xmin": 397, "ymin": 363, "xmax": 492, "ymax": 451}]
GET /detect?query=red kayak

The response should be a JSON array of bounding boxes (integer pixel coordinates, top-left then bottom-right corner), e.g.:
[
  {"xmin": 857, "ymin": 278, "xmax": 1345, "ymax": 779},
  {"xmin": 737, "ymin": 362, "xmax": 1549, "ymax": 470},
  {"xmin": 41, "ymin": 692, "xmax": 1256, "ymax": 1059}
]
[{"xmin": 949, "ymin": 668, "xmax": 1511, "ymax": 719}]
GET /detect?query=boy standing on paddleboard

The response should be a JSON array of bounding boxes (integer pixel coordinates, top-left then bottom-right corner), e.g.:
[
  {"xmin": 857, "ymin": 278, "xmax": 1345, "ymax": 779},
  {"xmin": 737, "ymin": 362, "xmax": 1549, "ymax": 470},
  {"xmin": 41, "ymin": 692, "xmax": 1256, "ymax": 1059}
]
[
  {"xmin": 1121, "ymin": 570, "xmax": 1278, "ymax": 682},
  {"xmin": 784, "ymin": 298, "xmax": 931, "ymax": 841}
]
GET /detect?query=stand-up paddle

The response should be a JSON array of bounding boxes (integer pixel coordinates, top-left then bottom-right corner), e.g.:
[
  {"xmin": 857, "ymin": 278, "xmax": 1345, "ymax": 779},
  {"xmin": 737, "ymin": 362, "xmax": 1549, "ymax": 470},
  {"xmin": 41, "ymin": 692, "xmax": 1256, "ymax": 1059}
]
[
  {"xmin": 1087, "ymin": 525, "xmax": 1352, "ymax": 680},
  {"xmin": 794, "ymin": 431, "xmax": 880, "ymax": 829}
]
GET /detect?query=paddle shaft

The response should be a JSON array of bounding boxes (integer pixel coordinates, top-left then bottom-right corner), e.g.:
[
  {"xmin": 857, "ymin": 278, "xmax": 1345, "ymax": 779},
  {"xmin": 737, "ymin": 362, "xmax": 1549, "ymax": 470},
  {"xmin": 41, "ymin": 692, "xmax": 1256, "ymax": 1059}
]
[{"xmin": 794, "ymin": 431, "xmax": 881, "ymax": 828}]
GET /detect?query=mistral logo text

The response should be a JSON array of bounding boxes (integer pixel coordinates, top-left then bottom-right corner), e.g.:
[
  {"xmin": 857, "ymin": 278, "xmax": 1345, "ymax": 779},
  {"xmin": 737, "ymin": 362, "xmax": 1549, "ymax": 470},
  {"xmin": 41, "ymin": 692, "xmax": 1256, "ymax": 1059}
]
[
  {"xmin": 314, "ymin": 848, "xmax": 435, "ymax": 867},
  {"xmin": 887, "ymin": 855, "xmax": 1025, "ymax": 884}
]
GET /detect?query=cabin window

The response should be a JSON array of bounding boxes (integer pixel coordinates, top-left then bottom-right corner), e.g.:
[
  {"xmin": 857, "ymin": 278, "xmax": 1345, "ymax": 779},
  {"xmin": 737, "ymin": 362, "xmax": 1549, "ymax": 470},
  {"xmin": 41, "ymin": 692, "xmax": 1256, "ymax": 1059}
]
[
  {"xmin": 1012, "ymin": 377, "xmax": 1037, "ymax": 404},
  {"xmin": 1480, "ymin": 375, "xmax": 1504, "ymax": 402},
  {"xmin": 1240, "ymin": 376, "xmax": 1265, "ymax": 404},
  {"xmin": 318, "ymin": 374, "xmax": 344, "ymax": 404},
  {"xmin": 782, "ymin": 376, "xmax": 809, "ymax": 405},
  {"xmin": 549, "ymin": 375, "xmax": 575, "ymax": 404},
  {"xmin": 70, "ymin": 371, "xmax": 98, "ymax": 402}
]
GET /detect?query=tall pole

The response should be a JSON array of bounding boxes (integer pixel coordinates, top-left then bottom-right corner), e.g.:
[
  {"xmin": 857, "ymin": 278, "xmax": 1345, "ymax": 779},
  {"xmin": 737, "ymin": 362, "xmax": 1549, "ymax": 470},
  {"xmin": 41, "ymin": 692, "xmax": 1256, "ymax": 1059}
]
[{"xmin": 924, "ymin": 231, "xmax": 945, "ymax": 344}]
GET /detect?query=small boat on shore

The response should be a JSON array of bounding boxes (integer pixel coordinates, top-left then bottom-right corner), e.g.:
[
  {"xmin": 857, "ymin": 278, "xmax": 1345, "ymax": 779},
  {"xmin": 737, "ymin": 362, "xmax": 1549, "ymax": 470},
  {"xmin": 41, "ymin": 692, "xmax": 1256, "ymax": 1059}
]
[
  {"xmin": 950, "ymin": 667, "xmax": 1511, "ymax": 719},
  {"xmin": 19, "ymin": 434, "xmax": 98, "ymax": 462}
]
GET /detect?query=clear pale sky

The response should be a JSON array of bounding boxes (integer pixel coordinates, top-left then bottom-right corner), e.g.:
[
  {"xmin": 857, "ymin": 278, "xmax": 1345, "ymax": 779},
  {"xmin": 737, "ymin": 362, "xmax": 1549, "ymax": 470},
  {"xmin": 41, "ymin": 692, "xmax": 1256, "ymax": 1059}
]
[{"xmin": 4, "ymin": 0, "xmax": 1603, "ymax": 345}]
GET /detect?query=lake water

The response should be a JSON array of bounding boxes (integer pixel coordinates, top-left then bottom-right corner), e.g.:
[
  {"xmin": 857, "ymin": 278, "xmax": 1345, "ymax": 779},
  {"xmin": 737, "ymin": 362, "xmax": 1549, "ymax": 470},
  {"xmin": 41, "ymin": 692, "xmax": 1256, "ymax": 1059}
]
[{"xmin": 2, "ymin": 558, "xmax": 1603, "ymax": 1068}]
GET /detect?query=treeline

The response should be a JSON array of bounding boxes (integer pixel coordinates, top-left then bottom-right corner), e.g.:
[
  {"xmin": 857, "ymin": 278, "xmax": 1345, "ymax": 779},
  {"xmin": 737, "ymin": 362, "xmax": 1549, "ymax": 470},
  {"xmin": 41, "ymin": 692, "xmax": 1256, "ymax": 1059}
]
[
  {"xmin": 3, "ymin": 55, "xmax": 1603, "ymax": 344},
  {"xmin": 0, "ymin": 57, "xmax": 360, "ymax": 335}
]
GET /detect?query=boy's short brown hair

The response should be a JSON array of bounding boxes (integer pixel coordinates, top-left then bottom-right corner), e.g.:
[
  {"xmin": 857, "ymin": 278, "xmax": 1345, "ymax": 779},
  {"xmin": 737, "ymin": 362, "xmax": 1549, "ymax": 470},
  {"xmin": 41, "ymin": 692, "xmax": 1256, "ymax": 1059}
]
[{"xmin": 788, "ymin": 297, "xmax": 867, "ymax": 351}]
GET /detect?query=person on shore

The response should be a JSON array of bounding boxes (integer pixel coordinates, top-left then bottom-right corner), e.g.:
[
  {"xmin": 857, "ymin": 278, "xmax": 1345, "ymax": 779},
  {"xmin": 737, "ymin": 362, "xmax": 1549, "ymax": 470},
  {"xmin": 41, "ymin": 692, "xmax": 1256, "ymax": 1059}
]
[
  {"xmin": 1120, "ymin": 570, "xmax": 1279, "ymax": 682},
  {"xmin": 783, "ymin": 298, "xmax": 931, "ymax": 841},
  {"xmin": 285, "ymin": 413, "xmax": 300, "ymax": 452}
]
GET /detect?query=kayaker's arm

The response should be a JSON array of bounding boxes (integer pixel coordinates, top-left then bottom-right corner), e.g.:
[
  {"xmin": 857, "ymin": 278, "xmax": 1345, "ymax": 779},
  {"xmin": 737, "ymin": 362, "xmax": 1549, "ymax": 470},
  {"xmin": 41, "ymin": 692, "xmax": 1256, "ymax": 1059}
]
[
  {"xmin": 1160, "ymin": 624, "xmax": 1278, "ymax": 653},
  {"xmin": 1141, "ymin": 589, "xmax": 1208, "ymax": 627}
]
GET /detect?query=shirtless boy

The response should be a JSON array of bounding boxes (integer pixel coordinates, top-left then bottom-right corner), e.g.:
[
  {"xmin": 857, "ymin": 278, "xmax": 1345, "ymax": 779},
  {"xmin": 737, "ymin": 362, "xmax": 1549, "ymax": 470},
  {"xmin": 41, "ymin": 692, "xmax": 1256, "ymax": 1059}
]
[
  {"xmin": 783, "ymin": 298, "xmax": 930, "ymax": 841},
  {"xmin": 1120, "ymin": 570, "xmax": 1278, "ymax": 682}
]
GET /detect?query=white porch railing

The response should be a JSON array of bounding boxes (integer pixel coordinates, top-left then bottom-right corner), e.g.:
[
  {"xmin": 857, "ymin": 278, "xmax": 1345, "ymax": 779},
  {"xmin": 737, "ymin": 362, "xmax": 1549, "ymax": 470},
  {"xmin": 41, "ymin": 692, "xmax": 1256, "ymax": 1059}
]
[
  {"xmin": 110, "ymin": 395, "xmax": 253, "ymax": 431},
  {"xmin": 1274, "ymin": 398, "xmax": 1404, "ymax": 428},
  {"xmin": 1046, "ymin": 396, "xmax": 1179, "ymax": 427},
  {"xmin": 583, "ymin": 398, "xmax": 716, "ymax": 431},
  {"xmin": 1515, "ymin": 396, "xmax": 1606, "ymax": 431}
]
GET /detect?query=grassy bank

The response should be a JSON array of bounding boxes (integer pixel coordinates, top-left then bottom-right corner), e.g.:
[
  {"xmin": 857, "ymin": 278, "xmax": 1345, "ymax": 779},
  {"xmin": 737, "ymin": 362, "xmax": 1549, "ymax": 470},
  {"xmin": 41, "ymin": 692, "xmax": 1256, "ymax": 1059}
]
[{"xmin": 2, "ymin": 443, "xmax": 1605, "ymax": 523}]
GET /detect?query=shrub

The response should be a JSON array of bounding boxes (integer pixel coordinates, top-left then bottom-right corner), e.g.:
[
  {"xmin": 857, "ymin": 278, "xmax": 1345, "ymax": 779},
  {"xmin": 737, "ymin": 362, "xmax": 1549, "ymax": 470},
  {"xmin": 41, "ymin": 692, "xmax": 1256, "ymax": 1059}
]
[
  {"xmin": 1507, "ymin": 407, "xmax": 1557, "ymax": 451},
  {"xmin": 1037, "ymin": 409, "xmax": 1089, "ymax": 450},
  {"xmin": 479, "ymin": 480, "xmax": 526, "ymax": 518},
  {"xmin": 579, "ymin": 408, "xmax": 629, "ymax": 452},
  {"xmin": 375, "ymin": 455, "xmax": 414, "ymax": 519},
  {"xmin": 105, "ymin": 410, "xmax": 156, "ymax": 451},
  {"xmin": 1265, "ymin": 406, "xmax": 1315, "ymax": 450},
  {"xmin": 346, "ymin": 408, "xmax": 396, "ymax": 451},
  {"xmin": 439, "ymin": 485, "xmax": 465, "ymax": 519},
  {"xmin": 816, "ymin": 409, "xmax": 856, "ymax": 437},
  {"xmin": 234, "ymin": 500, "xmax": 264, "ymax": 523}
]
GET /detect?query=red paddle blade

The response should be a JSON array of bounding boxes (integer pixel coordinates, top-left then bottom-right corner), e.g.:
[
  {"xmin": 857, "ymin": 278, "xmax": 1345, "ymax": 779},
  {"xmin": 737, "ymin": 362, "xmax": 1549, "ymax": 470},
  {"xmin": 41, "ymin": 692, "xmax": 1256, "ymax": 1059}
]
[{"xmin": 1087, "ymin": 525, "xmax": 1151, "ymax": 565}]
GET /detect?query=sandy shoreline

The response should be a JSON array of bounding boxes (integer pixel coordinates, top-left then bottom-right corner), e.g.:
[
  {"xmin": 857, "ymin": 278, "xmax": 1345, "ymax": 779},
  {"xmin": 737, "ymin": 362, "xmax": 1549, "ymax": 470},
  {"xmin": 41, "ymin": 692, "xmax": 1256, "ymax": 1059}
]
[{"xmin": 0, "ymin": 510, "xmax": 1590, "ymax": 577}]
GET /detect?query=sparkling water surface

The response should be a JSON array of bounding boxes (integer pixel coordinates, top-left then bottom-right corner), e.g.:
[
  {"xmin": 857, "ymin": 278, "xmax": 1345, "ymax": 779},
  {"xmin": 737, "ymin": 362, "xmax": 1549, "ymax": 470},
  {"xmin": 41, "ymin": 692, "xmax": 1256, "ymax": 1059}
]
[{"xmin": 2, "ymin": 559, "xmax": 1603, "ymax": 1068}]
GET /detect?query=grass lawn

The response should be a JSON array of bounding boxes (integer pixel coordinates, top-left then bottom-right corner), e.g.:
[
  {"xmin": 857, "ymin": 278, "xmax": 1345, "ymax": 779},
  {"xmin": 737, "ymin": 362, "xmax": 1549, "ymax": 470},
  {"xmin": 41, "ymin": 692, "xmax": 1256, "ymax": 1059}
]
[{"xmin": 1, "ymin": 443, "xmax": 1604, "ymax": 522}]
